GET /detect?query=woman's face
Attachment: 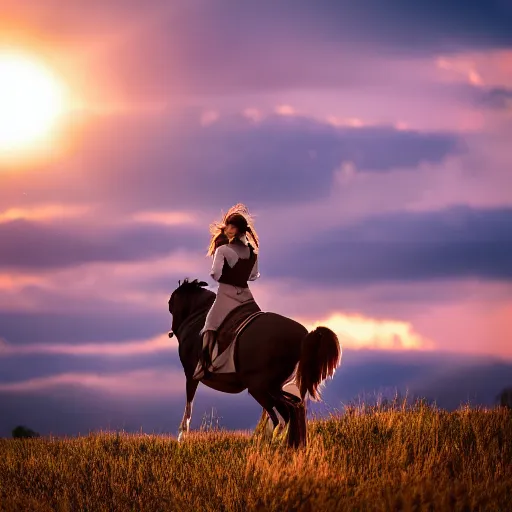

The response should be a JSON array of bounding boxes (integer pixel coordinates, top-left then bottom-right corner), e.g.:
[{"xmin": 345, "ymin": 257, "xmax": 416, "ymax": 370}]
[{"xmin": 224, "ymin": 223, "xmax": 239, "ymax": 240}]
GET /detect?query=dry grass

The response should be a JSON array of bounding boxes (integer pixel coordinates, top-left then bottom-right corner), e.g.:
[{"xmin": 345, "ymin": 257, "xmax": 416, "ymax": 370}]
[{"xmin": 0, "ymin": 403, "xmax": 510, "ymax": 511}]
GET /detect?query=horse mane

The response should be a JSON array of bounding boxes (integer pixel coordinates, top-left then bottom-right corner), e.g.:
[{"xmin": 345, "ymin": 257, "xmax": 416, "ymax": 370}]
[
  {"xmin": 177, "ymin": 278, "xmax": 209, "ymax": 292},
  {"xmin": 169, "ymin": 278, "xmax": 213, "ymax": 322}
]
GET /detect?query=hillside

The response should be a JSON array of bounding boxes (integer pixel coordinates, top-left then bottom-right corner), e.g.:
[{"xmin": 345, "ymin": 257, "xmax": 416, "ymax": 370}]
[{"xmin": 0, "ymin": 404, "xmax": 510, "ymax": 511}]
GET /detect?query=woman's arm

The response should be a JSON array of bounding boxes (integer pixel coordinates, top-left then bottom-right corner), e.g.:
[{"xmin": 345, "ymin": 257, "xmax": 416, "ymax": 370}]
[
  {"xmin": 248, "ymin": 257, "xmax": 260, "ymax": 281},
  {"xmin": 210, "ymin": 246, "xmax": 226, "ymax": 282}
]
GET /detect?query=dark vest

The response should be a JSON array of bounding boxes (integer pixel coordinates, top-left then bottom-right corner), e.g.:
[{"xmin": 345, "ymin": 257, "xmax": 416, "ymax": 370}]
[{"xmin": 218, "ymin": 243, "xmax": 257, "ymax": 289}]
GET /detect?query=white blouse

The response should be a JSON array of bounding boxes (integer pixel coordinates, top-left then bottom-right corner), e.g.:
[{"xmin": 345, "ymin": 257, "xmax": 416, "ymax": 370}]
[{"xmin": 210, "ymin": 242, "xmax": 260, "ymax": 283}]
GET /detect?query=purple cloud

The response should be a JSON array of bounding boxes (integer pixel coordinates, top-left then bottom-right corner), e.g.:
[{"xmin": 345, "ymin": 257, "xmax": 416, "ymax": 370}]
[
  {"xmin": 477, "ymin": 87, "xmax": 512, "ymax": 110},
  {"xmin": 1, "ymin": 113, "xmax": 462, "ymax": 215},
  {"xmin": 0, "ymin": 218, "xmax": 201, "ymax": 270},
  {"xmin": 1, "ymin": 349, "xmax": 510, "ymax": 437},
  {"xmin": 0, "ymin": 309, "xmax": 167, "ymax": 345},
  {"xmin": 266, "ymin": 206, "xmax": 512, "ymax": 283}
]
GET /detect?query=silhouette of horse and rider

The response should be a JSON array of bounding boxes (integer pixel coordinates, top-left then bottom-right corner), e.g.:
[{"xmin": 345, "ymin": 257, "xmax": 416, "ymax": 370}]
[{"xmin": 168, "ymin": 204, "xmax": 341, "ymax": 447}]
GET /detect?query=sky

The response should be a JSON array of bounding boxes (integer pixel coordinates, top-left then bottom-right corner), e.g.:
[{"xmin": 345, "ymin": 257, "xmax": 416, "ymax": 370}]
[{"xmin": 1, "ymin": 0, "xmax": 511, "ymax": 436}]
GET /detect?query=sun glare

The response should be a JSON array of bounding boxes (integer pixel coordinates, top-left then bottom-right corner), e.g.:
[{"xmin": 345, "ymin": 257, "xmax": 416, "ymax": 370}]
[{"xmin": 0, "ymin": 51, "xmax": 68, "ymax": 156}]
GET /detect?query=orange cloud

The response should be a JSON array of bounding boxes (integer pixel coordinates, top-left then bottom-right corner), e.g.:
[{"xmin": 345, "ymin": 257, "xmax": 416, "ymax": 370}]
[
  {"xmin": 436, "ymin": 50, "xmax": 512, "ymax": 89},
  {"xmin": 275, "ymin": 104, "xmax": 296, "ymax": 116},
  {"xmin": 436, "ymin": 56, "xmax": 483, "ymax": 86},
  {"xmin": 327, "ymin": 115, "xmax": 367, "ymax": 128},
  {"xmin": 300, "ymin": 312, "xmax": 433, "ymax": 351},
  {"xmin": 132, "ymin": 210, "xmax": 196, "ymax": 226},
  {"xmin": 0, "ymin": 272, "xmax": 43, "ymax": 290},
  {"xmin": 0, "ymin": 204, "xmax": 90, "ymax": 223}
]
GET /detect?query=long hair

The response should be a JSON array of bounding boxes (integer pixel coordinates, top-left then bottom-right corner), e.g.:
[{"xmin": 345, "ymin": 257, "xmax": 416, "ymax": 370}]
[{"xmin": 206, "ymin": 203, "xmax": 260, "ymax": 256}]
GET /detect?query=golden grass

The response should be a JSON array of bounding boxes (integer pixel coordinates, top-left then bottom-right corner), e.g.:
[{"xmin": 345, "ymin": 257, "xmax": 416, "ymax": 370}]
[{"xmin": 0, "ymin": 404, "xmax": 510, "ymax": 511}]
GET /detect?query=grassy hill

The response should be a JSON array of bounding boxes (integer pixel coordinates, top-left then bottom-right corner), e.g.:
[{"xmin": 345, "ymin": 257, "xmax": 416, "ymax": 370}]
[{"xmin": 0, "ymin": 404, "xmax": 510, "ymax": 511}]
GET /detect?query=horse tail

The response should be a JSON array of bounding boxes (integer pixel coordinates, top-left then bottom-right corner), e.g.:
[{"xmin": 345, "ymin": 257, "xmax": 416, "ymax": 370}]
[{"xmin": 296, "ymin": 326, "xmax": 341, "ymax": 401}]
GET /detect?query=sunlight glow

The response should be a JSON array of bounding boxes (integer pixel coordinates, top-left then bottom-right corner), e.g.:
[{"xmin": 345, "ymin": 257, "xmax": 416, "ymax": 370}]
[
  {"xmin": 303, "ymin": 313, "xmax": 433, "ymax": 351},
  {"xmin": 0, "ymin": 204, "xmax": 90, "ymax": 223},
  {"xmin": 0, "ymin": 50, "xmax": 68, "ymax": 155}
]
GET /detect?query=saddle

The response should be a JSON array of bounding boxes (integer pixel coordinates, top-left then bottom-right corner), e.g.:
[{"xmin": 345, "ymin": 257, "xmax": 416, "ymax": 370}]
[{"xmin": 215, "ymin": 300, "xmax": 262, "ymax": 357}]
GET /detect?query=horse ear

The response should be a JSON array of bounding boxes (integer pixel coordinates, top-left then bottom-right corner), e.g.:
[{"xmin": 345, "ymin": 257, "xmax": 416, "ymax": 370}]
[
  {"xmin": 178, "ymin": 280, "xmax": 181, "ymax": 287},
  {"xmin": 198, "ymin": 281, "xmax": 208, "ymax": 287}
]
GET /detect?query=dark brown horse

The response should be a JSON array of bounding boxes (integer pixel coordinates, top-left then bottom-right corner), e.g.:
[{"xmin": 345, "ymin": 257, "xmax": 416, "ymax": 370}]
[{"xmin": 168, "ymin": 279, "xmax": 341, "ymax": 447}]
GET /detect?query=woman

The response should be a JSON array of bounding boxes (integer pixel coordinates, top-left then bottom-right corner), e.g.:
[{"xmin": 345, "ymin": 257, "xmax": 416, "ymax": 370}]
[{"xmin": 194, "ymin": 203, "xmax": 260, "ymax": 379}]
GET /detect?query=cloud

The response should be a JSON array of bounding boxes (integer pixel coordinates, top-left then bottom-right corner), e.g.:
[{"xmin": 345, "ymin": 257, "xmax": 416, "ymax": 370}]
[
  {"xmin": 266, "ymin": 205, "xmax": 512, "ymax": 284},
  {"xmin": 0, "ymin": 333, "xmax": 174, "ymax": 357},
  {"xmin": 291, "ymin": 1, "xmax": 512, "ymax": 54},
  {"xmin": 0, "ymin": 296, "xmax": 430, "ymax": 362},
  {"xmin": 435, "ymin": 50, "xmax": 512, "ymax": 90},
  {"xmin": 4, "ymin": 0, "xmax": 512, "ymax": 128},
  {"xmin": 0, "ymin": 217, "xmax": 201, "ymax": 270},
  {"xmin": 131, "ymin": 210, "xmax": 197, "ymax": 226},
  {"xmin": 0, "ymin": 113, "xmax": 463, "ymax": 218},
  {"xmin": 0, "ymin": 204, "xmax": 90, "ymax": 223},
  {"xmin": 200, "ymin": 110, "xmax": 220, "ymax": 126},
  {"xmin": 0, "ymin": 248, "xmax": 205, "ymax": 317},
  {"xmin": 0, "ymin": 368, "xmax": 183, "ymax": 398},
  {"xmin": 1, "ymin": 349, "xmax": 511, "ymax": 437},
  {"xmin": 319, "ymin": 349, "xmax": 512, "ymax": 411},
  {"xmin": 300, "ymin": 313, "xmax": 433, "ymax": 351},
  {"xmin": 451, "ymin": 83, "xmax": 512, "ymax": 112},
  {"xmin": 245, "ymin": 277, "xmax": 512, "ymax": 359},
  {"xmin": 477, "ymin": 87, "xmax": 512, "ymax": 110},
  {"xmin": 0, "ymin": 309, "xmax": 167, "ymax": 345}
]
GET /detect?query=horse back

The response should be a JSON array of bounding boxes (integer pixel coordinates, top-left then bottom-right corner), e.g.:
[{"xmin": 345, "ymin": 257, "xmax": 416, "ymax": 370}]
[{"xmin": 236, "ymin": 312, "xmax": 307, "ymax": 388}]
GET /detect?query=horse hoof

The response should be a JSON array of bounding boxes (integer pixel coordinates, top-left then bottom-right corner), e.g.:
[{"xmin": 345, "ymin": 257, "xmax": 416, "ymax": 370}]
[{"xmin": 177, "ymin": 431, "xmax": 184, "ymax": 442}]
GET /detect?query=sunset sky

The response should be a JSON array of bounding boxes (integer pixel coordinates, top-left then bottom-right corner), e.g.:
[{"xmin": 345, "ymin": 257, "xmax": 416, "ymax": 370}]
[{"xmin": 1, "ymin": 0, "xmax": 511, "ymax": 436}]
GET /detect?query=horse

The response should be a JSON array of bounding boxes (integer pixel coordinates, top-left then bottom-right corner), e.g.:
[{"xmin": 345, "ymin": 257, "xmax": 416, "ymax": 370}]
[{"xmin": 168, "ymin": 279, "xmax": 341, "ymax": 447}]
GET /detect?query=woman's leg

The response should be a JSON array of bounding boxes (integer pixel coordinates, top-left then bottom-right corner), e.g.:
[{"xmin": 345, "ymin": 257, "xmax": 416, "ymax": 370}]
[{"xmin": 201, "ymin": 330, "xmax": 216, "ymax": 377}]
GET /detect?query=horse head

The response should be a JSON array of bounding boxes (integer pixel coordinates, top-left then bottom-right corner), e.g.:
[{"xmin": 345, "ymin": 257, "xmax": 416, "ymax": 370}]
[{"xmin": 168, "ymin": 278, "xmax": 213, "ymax": 337}]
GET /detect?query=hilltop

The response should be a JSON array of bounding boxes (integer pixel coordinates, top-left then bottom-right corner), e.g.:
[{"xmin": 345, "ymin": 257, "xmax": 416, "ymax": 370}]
[{"xmin": 0, "ymin": 404, "xmax": 510, "ymax": 511}]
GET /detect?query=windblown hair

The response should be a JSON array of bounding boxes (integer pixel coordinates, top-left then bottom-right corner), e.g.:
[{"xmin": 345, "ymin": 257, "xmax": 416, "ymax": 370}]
[{"xmin": 206, "ymin": 203, "xmax": 260, "ymax": 256}]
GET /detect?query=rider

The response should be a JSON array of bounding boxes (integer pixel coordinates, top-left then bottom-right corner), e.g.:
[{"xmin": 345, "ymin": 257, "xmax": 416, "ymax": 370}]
[{"xmin": 194, "ymin": 203, "xmax": 260, "ymax": 379}]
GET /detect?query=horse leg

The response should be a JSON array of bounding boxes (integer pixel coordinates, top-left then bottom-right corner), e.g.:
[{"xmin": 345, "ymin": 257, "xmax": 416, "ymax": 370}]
[
  {"xmin": 249, "ymin": 389, "xmax": 280, "ymax": 441},
  {"xmin": 283, "ymin": 391, "xmax": 307, "ymax": 447},
  {"xmin": 273, "ymin": 394, "xmax": 291, "ymax": 424},
  {"xmin": 271, "ymin": 393, "xmax": 294, "ymax": 445},
  {"xmin": 274, "ymin": 392, "xmax": 307, "ymax": 448},
  {"xmin": 178, "ymin": 378, "xmax": 199, "ymax": 442}
]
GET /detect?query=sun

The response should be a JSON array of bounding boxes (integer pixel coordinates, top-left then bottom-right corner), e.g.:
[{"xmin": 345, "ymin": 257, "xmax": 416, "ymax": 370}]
[{"xmin": 0, "ymin": 51, "xmax": 68, "ymax": 155}]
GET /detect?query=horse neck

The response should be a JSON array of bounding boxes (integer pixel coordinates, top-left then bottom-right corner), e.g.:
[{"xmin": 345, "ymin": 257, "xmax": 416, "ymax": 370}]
[{"xmin": 178, "ymin": 291, "xmax": 215, "ymax": 340}]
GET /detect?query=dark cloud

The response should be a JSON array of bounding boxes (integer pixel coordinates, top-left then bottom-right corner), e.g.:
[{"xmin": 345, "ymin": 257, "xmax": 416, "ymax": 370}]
[
  {"xmin": 83, "ymin": 0, "xmax": 512, "ymax": 95},
  {"xmin": 0, "ymin": 309, "xmax": 167, "ymax": 345},
  {"xmin": 94, "ymin": 1, "xmax": 512, "ymax": 97},
  {"xmin": 0, "ymin": 218, "xmax": 201, "ymax": 270},
  {"xmin": 1, "ymin": 349, "xmax": 510, "ymax": 437},
  {"xmin": 476, "ymin": 87, "xmax": 512, "ymax": 110},
  {"xmin": 293, "ymin": 0, "xmax": 512, "ymax": 54},
  {"xmin": 266, "ymin": 206, "xmax": 512, "ymax": 283},
  {"xmin": 457, "ymin": 84, "xmax": 512, "ymax": 111},
  {"xmin": 2, "ymin": 114, "xmax": 460, "ymax": 214},
  {"xmin": 174, "ymin": 117, "xmax": 460, "ymax": 206},
  {"xmin": 0, "ymin": 385, "xmax": 259, "ymax": 438},
  {"xmin": 317, "ymin": 349, "xmax": 512, "ymax": 412},
  {"xmin": 0, "ymin": 351, "xmax": 181, "ymax": 384},
  {"xmin": 6, "ymin": 0, "xmax": 512, "ymax": 104}
]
